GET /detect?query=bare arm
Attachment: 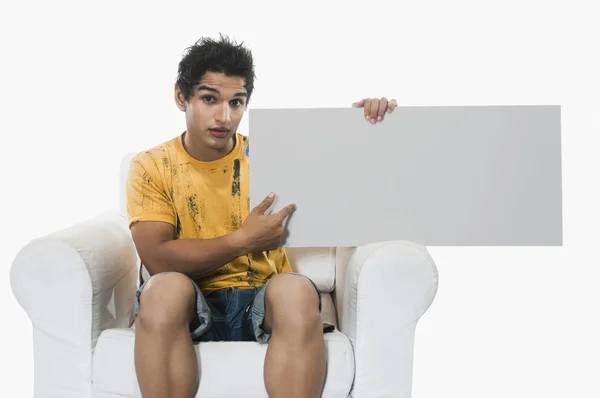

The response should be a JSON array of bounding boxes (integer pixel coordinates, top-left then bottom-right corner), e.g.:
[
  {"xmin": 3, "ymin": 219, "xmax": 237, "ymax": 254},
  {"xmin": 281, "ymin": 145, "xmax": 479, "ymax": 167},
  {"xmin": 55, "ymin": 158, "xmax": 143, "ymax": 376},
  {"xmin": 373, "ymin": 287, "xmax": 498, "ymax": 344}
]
[
  {"xmin": 131, "ymin": 221, "xmax": 251, "ymax": 279},
  {"xmin": 130, "ymin": 193, "xmax": 296, "ymax": 279}
]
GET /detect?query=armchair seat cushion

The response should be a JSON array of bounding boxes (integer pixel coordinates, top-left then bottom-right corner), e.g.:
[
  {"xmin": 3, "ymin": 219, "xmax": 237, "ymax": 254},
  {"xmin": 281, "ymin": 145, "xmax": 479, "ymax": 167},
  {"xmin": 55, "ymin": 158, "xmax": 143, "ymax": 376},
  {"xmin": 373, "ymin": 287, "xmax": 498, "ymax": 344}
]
[
  {"xmin": 92, "ymin": 328, "xmax": 354, "ymax": 398},
  {"xmin": 92, "ymin": 291, "xmax": 352, "ymax": 398}
]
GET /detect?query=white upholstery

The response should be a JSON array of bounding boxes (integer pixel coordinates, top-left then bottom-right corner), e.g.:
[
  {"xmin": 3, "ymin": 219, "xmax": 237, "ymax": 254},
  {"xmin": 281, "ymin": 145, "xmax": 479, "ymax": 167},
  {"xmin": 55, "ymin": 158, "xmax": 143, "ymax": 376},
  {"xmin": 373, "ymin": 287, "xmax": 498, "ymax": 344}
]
[
  {"xmin": 336, "ymin": 242, "xmax": 439, "ymax": 397},
  {"xmin": 10, "ymin": 154, "xmax": 439, "ymax": 398},
  {"xmin": 10, "ymin": 211, "xmax": 137, "ymax": 398}
]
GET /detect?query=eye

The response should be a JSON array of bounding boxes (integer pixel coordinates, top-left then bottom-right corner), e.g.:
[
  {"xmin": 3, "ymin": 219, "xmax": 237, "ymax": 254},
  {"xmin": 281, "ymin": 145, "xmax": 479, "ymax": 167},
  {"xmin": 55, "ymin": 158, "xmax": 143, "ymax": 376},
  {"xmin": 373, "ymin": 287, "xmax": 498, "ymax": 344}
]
[
  {"xmin": 231, "ymin": 99, "xmax": 243, "ymax": 107},
  {"xmin": 203, "ymin": 95, "xmax": 215, "ymax": 103}
]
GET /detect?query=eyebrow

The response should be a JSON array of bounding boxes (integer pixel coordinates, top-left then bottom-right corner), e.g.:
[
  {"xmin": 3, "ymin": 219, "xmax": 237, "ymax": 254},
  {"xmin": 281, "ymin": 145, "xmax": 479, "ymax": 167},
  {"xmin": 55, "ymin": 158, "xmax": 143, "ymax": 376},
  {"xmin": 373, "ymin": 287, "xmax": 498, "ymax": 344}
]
[{"xmin": 196, "ymin": 85, "xmax": 248, "ymax": 98}]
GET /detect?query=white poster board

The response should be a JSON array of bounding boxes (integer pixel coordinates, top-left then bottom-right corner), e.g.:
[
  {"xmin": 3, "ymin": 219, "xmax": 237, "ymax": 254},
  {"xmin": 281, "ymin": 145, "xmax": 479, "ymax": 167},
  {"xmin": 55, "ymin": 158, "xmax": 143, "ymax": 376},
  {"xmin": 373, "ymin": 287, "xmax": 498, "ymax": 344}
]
[{"xmin": 248, "ymin": 105, "xmax": 562, "ymax": 247}]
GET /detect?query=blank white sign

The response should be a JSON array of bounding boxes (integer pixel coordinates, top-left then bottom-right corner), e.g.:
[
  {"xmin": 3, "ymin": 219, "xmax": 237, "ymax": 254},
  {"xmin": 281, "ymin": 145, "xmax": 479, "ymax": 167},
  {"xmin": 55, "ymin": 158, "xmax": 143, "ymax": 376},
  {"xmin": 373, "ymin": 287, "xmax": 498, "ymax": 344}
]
[{"xmin": 248, "ymin": 106, "xmax": 563, "ymax": 247}]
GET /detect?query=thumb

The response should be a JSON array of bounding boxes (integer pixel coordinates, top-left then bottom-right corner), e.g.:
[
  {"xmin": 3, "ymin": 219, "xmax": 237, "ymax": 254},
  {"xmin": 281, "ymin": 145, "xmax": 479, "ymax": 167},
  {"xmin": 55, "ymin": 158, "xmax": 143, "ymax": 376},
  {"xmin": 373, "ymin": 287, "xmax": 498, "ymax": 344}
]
[
  {"xmin": 254, "ymin": 192, "xmax": 275, "ymax": 214},
  {"xmin": 352, "ymin": 99, "xmax": 365, "ymax": 108}
]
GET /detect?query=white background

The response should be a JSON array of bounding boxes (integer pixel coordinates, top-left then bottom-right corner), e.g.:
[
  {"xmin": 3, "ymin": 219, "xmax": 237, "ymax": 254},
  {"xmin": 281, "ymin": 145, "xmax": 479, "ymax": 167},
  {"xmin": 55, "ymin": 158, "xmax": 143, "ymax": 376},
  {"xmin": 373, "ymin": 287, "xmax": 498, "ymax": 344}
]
[{"xmin": 1, "ymin": 0, "xmax": 599, "ymax": 397}]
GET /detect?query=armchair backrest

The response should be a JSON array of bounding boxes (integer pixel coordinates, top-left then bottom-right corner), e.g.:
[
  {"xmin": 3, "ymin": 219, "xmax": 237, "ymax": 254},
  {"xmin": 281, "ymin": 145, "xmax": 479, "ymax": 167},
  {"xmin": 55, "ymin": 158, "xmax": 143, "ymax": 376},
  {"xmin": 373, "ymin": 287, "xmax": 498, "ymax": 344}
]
[{"xmin": 119, "ymin": 153, "xmax": 336, "ymax": 292}]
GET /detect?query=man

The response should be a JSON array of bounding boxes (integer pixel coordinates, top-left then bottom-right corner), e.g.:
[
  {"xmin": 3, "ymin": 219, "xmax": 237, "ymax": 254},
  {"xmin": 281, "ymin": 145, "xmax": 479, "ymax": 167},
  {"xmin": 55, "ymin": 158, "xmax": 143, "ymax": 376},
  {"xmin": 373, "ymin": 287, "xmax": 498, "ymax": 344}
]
[{"xmin": 126, "ymin": 34, "xmax": 397, "ymax": 398}]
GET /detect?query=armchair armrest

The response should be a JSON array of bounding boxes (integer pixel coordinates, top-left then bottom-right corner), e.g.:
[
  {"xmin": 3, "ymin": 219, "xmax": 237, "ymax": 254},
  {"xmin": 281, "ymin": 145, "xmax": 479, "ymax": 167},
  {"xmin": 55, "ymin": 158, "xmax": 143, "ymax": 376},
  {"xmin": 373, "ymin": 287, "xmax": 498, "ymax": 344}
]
[
  {"xmin": 335, "ymin": 241, "xmax": 439, "ymax": 398},
  {"xmin": 10, "ymin": 210, "xmax": 138, "ymax": 398}
]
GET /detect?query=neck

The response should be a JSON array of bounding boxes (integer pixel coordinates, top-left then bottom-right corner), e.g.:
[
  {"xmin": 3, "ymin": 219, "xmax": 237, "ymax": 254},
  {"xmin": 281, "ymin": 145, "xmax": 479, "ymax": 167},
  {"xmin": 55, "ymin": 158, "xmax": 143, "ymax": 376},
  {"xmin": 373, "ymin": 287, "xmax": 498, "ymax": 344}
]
[{"xmin": 183, "ymin": 133, "xmax": 236, "ymax": 162}]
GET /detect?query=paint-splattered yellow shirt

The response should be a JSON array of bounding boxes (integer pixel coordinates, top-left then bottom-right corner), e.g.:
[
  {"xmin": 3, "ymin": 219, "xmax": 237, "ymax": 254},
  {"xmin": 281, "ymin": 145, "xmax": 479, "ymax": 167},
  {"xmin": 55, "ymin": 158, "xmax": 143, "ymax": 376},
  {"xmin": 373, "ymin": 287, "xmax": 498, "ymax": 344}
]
[{"xmin": 126, "ymin": 132, "xmax": 292, "ymax": 295}]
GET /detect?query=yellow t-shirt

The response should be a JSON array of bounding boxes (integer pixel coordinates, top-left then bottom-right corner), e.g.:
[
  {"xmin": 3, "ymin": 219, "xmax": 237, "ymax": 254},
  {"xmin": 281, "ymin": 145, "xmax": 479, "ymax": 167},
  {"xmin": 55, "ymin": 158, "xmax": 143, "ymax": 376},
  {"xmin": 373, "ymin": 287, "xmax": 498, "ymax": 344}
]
[{"xmin": 126, "ymin": 131, "xmax": 292, "ymax": 295}]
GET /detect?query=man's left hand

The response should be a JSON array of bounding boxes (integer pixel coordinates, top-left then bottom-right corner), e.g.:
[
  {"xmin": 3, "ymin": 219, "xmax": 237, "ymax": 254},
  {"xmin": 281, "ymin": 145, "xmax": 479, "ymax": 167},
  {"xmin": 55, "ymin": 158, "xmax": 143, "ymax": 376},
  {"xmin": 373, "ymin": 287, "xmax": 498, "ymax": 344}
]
[{"xmin": 352, "ymin": 97, "xmax": 398, "ymax": 124}]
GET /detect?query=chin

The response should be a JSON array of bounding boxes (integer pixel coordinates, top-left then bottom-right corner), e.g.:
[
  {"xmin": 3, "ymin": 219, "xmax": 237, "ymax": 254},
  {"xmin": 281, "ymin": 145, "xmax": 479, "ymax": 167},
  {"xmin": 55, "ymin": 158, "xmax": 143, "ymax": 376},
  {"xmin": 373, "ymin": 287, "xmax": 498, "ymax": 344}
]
[{"xmin": 205, "ymin": 133, "xmax": 235, "ymax": 149}]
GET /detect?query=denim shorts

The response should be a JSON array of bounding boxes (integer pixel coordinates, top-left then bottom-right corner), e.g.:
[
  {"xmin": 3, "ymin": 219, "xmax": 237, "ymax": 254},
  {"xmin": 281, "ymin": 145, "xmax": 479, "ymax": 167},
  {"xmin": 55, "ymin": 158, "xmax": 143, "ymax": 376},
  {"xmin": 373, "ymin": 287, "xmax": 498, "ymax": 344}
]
[{"xmin": 133, "ymin": 272, "xmax": 322, "ymax": 345}]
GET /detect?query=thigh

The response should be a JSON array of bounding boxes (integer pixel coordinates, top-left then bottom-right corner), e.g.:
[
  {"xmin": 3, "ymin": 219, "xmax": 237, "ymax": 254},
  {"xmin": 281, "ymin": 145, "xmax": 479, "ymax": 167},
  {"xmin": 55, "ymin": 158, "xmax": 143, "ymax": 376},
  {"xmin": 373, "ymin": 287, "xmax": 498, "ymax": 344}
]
[{"xmin": 250, "ymin": 272, "xmax": 322, "ymax": 344}]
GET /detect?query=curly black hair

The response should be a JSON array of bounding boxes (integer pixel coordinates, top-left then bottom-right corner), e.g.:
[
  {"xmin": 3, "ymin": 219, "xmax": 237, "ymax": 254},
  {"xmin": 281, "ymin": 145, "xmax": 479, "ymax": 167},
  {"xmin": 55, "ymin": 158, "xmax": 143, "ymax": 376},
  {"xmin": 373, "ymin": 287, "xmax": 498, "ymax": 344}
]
[{"xmin": 176, "ymin": 33, "xmax": 256, "ymax": 103}]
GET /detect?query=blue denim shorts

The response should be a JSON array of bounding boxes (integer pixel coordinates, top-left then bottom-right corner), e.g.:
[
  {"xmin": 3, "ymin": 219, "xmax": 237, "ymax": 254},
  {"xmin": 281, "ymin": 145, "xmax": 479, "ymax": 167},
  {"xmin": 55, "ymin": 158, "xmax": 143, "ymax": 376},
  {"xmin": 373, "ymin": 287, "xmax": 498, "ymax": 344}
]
[{"xmin": 133, "ymin": 272, "xmax": 321, "ymax": 345}]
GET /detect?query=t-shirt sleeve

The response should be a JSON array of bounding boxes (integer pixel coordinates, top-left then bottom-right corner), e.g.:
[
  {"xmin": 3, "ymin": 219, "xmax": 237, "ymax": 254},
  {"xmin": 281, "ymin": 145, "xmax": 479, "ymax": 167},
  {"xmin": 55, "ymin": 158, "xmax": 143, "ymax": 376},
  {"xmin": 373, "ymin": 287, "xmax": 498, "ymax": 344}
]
[{"xmin": 126, "ymin": 156, "xmax": 176, "ymax": 229}]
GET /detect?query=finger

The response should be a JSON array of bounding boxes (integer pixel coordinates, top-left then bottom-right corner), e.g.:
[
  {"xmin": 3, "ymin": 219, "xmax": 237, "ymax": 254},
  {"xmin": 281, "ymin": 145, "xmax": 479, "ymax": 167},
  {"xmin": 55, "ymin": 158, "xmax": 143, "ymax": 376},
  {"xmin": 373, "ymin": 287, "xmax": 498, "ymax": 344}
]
[
  {"xmin": 377, "ymin": 97, "xmax": 388, "ymax": 122},
  {"xmin": 352, "ymin": 99, "xmax": 365, "ymax": 108},
  {"xmin": 363, "ymin": 98, "xmax": 372, "ymax": 120},
  {"xmin": 275, "ymin": 203, "xmax": 296, "ymax": 223},
  {"xmin": 387, "ymin": 99, "xmax": 398, "ymax": 113},
  {"xmin": 369, "ymin": 98, "xmax": 380, "ymax": 123},
  {"xmin": 254, "ymin": 192, "xmax": 275, "ymax": 214}
]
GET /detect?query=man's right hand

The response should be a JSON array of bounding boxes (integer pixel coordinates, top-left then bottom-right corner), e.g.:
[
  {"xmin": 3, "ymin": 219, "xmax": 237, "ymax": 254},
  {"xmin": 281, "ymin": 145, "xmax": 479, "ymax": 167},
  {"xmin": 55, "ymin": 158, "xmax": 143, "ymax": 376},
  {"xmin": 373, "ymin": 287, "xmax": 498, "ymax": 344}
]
[{"xmin": 237, "ymin": 192, "xmax": 296, "ymax": 252}]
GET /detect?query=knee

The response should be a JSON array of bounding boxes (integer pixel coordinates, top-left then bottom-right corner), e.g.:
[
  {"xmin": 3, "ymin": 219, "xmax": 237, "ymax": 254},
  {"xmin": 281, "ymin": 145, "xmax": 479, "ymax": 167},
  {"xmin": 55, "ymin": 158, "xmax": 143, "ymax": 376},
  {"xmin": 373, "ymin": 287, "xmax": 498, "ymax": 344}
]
[
  {"xmin": 137, "ymin": 272, "xmax": 196, "ymax": 331},
  {"xmin": 266, "ymin": 274, "xmax": 321, "ymax": 329}
]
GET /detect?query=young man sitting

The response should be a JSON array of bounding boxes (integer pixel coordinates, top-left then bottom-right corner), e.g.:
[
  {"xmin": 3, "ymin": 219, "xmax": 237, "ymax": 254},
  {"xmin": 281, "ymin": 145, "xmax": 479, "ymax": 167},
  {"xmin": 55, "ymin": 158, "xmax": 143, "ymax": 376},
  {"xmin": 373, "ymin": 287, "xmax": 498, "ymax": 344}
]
[{"xmin": 127, "ymin": 34, "xmax": 397, "ymax": 398}]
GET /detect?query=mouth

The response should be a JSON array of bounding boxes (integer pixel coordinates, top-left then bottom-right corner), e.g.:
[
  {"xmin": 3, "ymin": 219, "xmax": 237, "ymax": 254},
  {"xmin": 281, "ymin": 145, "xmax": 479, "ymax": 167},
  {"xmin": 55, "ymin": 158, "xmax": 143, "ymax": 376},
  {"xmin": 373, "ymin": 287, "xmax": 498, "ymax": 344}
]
[{"xmin": 209, "ymin": 128, "xmax": 231, "ymax": 138}]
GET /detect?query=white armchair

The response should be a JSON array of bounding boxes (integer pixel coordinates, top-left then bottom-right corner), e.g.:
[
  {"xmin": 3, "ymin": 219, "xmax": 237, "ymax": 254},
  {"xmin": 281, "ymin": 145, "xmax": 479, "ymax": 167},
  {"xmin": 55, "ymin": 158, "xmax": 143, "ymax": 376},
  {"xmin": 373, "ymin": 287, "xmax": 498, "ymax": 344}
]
[{"xmin": 10, "ymin": 155, "xmax": 439, "ymax": 398}]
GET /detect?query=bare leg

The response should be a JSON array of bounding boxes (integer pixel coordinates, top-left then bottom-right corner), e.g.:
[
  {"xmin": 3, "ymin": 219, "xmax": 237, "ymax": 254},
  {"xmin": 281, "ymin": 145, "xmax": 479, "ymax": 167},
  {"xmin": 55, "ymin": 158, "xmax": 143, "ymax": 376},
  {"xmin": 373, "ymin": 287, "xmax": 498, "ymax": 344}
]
[
  {"xmin": 134, "ymin": 273, "xmax": 200, "ymax": 398},
  {"xmin": 263, "ymin": 274, "xmax": 326, "ymax": 398}
]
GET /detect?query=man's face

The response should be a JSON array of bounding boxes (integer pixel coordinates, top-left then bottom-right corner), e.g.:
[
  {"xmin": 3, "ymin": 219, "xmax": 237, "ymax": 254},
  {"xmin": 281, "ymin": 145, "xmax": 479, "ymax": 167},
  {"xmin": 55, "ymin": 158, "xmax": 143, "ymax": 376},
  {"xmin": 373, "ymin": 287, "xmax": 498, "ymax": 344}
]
[{"xmin": 175, "ymin": 71, "xmax": 247, "ymax": 156}]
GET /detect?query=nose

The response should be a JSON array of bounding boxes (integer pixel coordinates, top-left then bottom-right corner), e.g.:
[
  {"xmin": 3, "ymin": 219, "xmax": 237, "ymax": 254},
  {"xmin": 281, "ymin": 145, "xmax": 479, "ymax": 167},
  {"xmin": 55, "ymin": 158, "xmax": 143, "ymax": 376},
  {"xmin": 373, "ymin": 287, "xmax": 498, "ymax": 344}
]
[{"xmin": 214, "ymin": 102, "xmax": 231, "ymax": 124}]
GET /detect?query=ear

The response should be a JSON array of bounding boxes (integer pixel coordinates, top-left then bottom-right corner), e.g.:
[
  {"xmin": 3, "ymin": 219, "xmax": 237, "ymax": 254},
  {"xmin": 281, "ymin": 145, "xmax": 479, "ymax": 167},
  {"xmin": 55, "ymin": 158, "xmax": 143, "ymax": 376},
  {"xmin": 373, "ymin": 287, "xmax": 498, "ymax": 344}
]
[{"xmin": 174, "ymin": 84, "xmax": 187, "ymax": 112}]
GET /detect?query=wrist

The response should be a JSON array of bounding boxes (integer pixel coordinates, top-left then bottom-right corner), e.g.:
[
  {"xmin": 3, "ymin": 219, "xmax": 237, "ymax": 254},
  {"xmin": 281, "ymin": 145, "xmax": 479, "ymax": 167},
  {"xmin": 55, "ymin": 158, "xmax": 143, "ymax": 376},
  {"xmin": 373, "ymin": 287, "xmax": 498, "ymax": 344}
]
[{"xmin": 230, "ymin": 228, "xmax": 252, "ymax": 256}]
